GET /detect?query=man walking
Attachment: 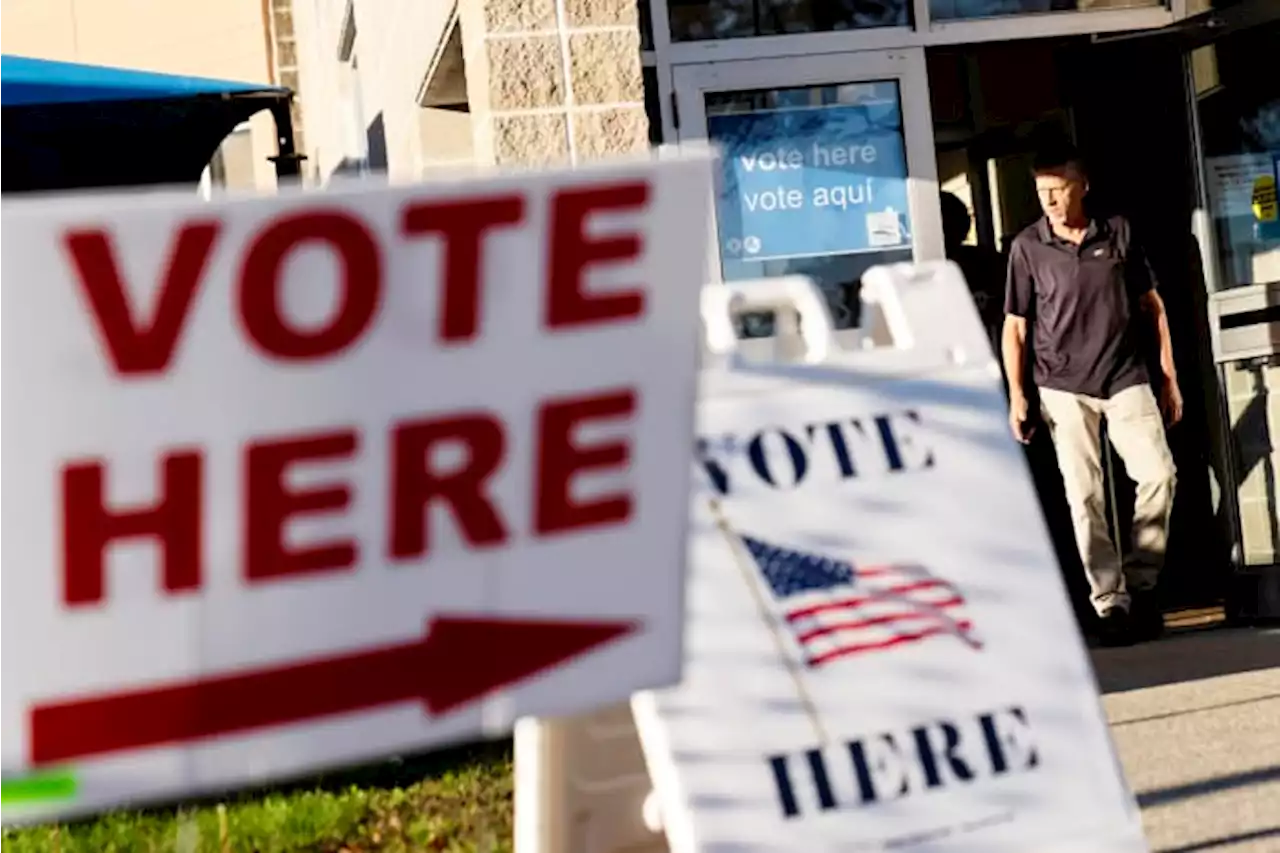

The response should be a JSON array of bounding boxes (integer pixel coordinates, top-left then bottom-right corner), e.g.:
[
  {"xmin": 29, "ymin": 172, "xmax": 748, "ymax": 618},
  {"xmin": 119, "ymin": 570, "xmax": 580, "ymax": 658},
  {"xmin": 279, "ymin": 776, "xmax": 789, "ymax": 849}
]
[{"xmin": 1002, "ymin": 143, "xmax": 1181, "ymax": 644}]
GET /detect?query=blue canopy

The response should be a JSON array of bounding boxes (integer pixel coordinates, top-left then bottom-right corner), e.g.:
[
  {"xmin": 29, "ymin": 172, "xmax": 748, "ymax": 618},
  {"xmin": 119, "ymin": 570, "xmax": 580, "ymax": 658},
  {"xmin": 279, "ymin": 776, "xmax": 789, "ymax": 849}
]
[
  {"xmin": 1, "ymin": 55, "xmax": 297, "ymax": 194},
  {"xmin": 1, "ymin": 54, "xmax": 285, "ymax": 107}
]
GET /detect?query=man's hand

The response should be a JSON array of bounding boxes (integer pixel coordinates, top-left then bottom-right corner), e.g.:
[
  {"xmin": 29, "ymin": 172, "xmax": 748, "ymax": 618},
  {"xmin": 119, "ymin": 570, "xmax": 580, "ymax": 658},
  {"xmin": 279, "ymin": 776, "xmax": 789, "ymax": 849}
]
[
  {"xmin": 1009, "ymin": 392, "xmax": 1034, "ymax": 444},
  {"xmin": 1160, "ymin": 379, "xmax": 1184, "ymax": 427}
]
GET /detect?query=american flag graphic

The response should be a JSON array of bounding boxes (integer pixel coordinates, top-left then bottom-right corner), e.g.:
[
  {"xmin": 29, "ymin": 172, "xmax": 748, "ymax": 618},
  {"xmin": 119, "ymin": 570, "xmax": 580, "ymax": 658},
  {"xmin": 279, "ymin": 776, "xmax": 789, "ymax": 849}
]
[{"xmin": 741, "ymin": 534, "xmax": 981, "ymax": 668}]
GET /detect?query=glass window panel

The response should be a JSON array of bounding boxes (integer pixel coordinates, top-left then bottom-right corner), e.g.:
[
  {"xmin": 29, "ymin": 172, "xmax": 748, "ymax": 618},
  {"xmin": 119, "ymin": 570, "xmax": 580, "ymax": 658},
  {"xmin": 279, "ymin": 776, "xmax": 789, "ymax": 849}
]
[
  {"xmin": 705, "ymin": 81, "xmax": 913, "ymax": 338},
  {"xmin": 1198, "ymin": 23, "xmax": 1280, "ymax": 291},
  {"xmin": 929, "ymin": 0, "xmax": 1161, "ymax": 23},
  {"xmin": 669, "ymin": 0, "xmax": 908, "ymax": 43},
  {"xmin": 1202, "ymin": 24, "xmax": 1280, "ymax": 570}
]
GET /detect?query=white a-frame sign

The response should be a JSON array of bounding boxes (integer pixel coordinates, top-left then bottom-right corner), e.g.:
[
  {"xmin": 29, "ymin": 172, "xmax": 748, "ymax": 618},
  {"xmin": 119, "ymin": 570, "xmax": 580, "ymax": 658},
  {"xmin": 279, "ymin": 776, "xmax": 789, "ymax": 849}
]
[{"xmin": 633, "ymin": 266, "xmax": 1147, "ymax": 853}]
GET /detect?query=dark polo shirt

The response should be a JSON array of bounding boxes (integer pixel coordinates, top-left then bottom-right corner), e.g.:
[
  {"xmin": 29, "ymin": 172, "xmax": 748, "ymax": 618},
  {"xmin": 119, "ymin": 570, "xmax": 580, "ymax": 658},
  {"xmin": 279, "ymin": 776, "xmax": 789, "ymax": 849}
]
[{"xmin": 1004, "ymin": 214, "xmax": 1154, "ymax": 399}]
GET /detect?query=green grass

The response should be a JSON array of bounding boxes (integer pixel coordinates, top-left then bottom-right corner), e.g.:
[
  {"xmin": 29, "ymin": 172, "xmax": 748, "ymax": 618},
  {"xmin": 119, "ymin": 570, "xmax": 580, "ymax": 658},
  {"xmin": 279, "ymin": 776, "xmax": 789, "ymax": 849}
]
[{"xmin": 2, "ymin": 741, "xmax": 513, "ymax": 853}]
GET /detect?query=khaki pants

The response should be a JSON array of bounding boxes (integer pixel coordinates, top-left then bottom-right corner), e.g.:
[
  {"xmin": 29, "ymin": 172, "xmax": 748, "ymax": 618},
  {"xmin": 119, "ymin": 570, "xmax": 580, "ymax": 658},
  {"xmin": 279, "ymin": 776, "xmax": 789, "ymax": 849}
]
[{"xmin": 1039, "ymin": 385, "xmax": 1177, "ymax": 615}]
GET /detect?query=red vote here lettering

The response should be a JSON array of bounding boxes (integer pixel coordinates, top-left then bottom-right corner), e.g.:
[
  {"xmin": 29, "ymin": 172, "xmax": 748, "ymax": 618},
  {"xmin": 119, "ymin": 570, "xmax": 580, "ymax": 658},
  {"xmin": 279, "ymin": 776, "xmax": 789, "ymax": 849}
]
[
  {"xmin": 64, "ymin": 223, "xmax": 221, "ymax": 376},
  {"xmin": 536, "ymin": 390, "xmax": 636, "ymax": 535},
  {"xmin": 546, "ymin": 183, "xmax": 648, "ymax": 330},
  {"xmin": 60, "ymin": 387, "xmax": 638, "ymax": 605},
  {"xmin": 389, "ymin": 414, "xmax": 510, "ymax": 560},
  {"xmin": 245, "ymin": 431, "xmax": 359, "ymax": 582},
  {"xmin": 61, "ymin": 179, "xmax": 653, "ymax": 378},
  {"xmin": 238, "ymin": 211, "xmax": 382, "ymax": 361},
  {"xmin": 401, "ymin": 196, "xmax": 525, "ymax": 343},
  {"xmin": 62, "ymin": 451, "xmax": 203, "ymax": 606}
]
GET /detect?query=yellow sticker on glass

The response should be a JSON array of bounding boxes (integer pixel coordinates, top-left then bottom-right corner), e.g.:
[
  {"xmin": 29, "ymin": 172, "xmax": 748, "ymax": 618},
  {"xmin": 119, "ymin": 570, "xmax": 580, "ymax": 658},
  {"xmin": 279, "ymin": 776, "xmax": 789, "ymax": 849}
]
[{"xmin": 1253, "ymin": 174, "xmax": 1278, "ymax": 223}]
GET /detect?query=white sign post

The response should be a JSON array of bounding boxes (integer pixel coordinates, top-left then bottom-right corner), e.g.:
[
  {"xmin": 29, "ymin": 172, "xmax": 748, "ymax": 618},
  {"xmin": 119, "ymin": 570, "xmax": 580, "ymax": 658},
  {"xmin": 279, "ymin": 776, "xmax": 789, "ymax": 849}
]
[
  {"xmin": 632, "ymin": 266, "xmax": 1148, "ymax": 853},
  {"xmin": 1, "ymin": 155, "xmax": 713, "ymax": 823}
]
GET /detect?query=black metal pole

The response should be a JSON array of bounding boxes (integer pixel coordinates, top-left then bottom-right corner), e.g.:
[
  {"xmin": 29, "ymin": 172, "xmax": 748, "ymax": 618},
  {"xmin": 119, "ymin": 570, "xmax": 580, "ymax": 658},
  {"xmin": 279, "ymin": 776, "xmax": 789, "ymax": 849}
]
[{"xmin": 268, "ymin": 98, "xmax": 306, "ymax": 182}]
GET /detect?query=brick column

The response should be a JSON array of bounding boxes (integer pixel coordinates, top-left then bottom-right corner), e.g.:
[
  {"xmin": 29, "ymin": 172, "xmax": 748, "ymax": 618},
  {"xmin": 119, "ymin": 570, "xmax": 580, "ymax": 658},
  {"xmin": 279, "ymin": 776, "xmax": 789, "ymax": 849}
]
[{"xmin": 457, "ymin": 0, "xmax": 649, "ymax": 167}]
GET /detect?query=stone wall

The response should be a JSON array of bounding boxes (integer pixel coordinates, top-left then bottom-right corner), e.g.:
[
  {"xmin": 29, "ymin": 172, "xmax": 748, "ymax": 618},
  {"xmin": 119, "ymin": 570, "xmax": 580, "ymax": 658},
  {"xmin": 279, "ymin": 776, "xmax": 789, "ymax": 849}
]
[{"xmin": 457, "ymin": 0, "xmax": 649, "ymax": 167}]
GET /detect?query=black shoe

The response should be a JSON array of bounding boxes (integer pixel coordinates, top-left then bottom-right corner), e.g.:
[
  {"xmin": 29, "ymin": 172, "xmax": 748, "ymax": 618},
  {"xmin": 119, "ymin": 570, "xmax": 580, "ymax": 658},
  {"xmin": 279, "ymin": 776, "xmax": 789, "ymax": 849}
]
[
  {"xmin": 1097, "ymin": 607, "xmax": 1134, "ymax": 647},
  {"xmin": 1129, "ymin": 590, "xmax": 1165, "ymax": 643}
]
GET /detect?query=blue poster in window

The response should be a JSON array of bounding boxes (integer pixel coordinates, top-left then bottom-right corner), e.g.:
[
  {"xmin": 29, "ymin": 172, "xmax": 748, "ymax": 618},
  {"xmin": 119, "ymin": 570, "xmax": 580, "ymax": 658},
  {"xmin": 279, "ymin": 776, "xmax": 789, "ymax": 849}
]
[{"xmin": 707, "ymin": 84, "xmax": 912, "ymax": 269}]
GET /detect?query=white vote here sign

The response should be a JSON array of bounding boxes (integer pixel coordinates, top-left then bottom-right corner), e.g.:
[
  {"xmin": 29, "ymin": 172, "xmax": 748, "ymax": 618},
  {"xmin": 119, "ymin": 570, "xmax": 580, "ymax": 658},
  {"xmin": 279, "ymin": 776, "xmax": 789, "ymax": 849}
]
[
  {"xmin": 1, "ymin": 155, "xmax": 713, "ymax": 822},
  {"xmin": 634, "ymin": 267, "xmax": 1147, "ymax": 853}
]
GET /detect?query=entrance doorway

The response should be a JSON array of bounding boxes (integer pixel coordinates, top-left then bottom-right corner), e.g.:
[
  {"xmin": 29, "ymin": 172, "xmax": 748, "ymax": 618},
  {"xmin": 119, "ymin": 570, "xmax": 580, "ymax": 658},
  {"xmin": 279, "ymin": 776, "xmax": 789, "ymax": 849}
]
[{"xmin": 928, "ymin": 37, "xmax": 1231, "ymax": 620}]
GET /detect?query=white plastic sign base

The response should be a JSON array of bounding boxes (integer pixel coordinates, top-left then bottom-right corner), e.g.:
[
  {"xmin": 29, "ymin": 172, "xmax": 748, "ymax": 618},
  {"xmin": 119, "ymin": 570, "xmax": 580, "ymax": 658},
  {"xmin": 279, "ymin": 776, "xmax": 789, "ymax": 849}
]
[
  {"xmin": 1, "ymin": 153, "xmax": 713, "ymax": 823},
  {"xmin": 633, "ymin": 265, "xmax": 1147, "ymax": 853}
]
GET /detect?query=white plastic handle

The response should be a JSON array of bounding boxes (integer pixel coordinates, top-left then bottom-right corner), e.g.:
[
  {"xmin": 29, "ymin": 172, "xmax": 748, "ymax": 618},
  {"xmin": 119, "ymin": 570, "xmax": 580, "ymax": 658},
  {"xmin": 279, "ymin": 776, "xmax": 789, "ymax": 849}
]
[
  {"xmin": 700, "ymin": 275, "xmax": 836, "ymax": 364},
  {"xmin": 859, "ymin": 260, "xmax": 997, "ymax": 371}
]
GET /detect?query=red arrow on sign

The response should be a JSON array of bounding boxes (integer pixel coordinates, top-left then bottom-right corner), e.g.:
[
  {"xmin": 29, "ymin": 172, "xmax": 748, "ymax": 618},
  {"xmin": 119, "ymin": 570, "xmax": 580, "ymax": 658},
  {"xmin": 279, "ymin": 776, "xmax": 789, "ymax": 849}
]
[{"xmin": 29, "ymin": 615, "xmax": 636, "ymax": 765}]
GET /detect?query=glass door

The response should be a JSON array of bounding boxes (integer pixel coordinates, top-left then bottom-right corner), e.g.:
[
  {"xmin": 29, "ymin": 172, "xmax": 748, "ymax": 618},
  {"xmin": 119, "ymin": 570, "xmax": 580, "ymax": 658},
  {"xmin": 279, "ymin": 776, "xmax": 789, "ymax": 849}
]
[{"xmin": 674, "ymin": 50, "xmax": 943, "ymax": 342}]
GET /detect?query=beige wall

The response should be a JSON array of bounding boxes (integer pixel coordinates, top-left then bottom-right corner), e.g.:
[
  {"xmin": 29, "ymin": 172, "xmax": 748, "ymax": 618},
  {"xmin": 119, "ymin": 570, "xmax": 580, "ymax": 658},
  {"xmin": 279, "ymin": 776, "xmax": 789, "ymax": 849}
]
[
  {"xmin": 418, "ymin": 107, "xmax": 475, "ymax": 173},
  {"xmin": 291, "ymin": 0, "xmax": 350, "ymax": 181},
  {"xmin": 293, "ymin": 0, "xmax": 458, "ymax": 183},
  {"xmin": 2, "ymin": 0, "xmax": 281, "ymax": 191},
  {"xmin": 293, "ymin": 0, "xmax": 651, "ymax": 184}
]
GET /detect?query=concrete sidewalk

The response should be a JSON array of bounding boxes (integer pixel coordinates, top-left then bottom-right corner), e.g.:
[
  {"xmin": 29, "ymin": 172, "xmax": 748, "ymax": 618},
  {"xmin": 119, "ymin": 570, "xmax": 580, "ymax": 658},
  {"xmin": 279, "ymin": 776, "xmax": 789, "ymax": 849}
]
[{"xmin": 1091, "ymin": 625, "xmax": 1280, "ymax": 852}]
